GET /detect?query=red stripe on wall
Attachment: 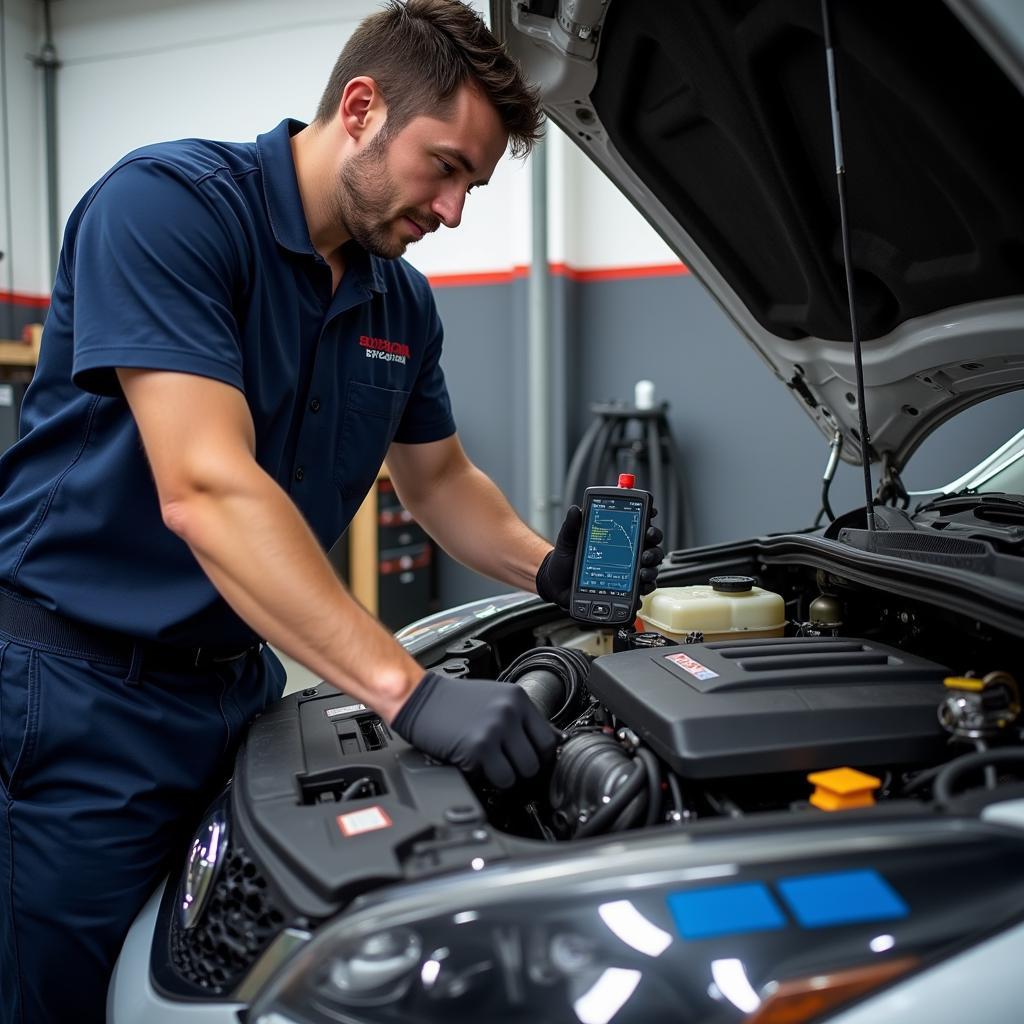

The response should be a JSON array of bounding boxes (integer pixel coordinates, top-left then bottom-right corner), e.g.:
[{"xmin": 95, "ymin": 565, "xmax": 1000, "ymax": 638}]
[
  {"xmin": 427, "ymin": 266, "xmax": 531, "ymax": 288},
  {"xmin": 549, "ymin": 261, "xmax": 689, "ymax": 282},
  {"xmin": 0, "ymin": 290, "xmax": 51, "ymax": 309},
  {"xmin": 428, "ymin": 261, "xmax": 689, "ymax": 287}
]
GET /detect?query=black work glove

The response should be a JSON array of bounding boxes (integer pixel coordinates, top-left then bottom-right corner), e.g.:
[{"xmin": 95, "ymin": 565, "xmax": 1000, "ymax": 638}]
[
  {"xmin": 535, "ymin": 505, "xmax": 665, "ymax": 611},
  {"xmin": 392, "ymin": 672, "xmax": 558, "ymax": 789}
]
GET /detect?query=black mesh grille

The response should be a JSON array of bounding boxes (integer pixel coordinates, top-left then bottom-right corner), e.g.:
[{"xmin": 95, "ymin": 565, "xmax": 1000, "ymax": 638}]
[
  {"xmin": 169, "ymin": 840, "xmax": 286, "ymax": 995},
  {"xmin": 868, "ymin": 531, "xmax": 988, "ymax": 556}
]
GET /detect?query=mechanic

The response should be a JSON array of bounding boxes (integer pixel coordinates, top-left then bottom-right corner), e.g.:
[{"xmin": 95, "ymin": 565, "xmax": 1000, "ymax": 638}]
[{"xmin": 0, "ymin": 2, "xmax": 663, "ymax": 1021}]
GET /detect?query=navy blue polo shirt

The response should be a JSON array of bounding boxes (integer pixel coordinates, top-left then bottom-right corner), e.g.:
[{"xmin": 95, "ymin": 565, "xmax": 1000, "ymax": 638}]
[{"xmin": 0, "ymin": 119, "xmax": 456, "ymax": 647}]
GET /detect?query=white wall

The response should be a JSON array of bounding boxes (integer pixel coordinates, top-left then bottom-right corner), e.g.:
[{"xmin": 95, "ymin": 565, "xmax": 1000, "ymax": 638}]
[
  {"xmin": 3, "ymin": 0, "xmax": 670, "ymax": 298},
  {"xmin": 546, "ymin": 126, "xmax": 678, "ymax": 271},
  {"xmin": 0, "ymin": 0, "xmax": 46, "ymax": 301}
]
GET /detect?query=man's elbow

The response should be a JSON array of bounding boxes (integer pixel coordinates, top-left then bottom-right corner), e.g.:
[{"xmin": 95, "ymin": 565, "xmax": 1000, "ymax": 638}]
[
  {"xmin": 157, "ymin": 449, "xmax": 262, "ymax": 545},
  {"xmin": 160, "ymin": 495, "xmax": 195, "ymax": 540},
  {"xmin": 155, "ymin": 455, "xmax": 227, "ymax": 543}
]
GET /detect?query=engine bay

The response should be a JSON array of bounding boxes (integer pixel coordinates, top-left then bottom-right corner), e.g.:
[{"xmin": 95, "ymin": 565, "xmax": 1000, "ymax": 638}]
[
  {"xmin": 425, "ymin": 558, "xmax": 1020, "ymax": 835},
  {"xmin": 156, "ymin": 546, "xmax": 1024, "ymax": 998}
]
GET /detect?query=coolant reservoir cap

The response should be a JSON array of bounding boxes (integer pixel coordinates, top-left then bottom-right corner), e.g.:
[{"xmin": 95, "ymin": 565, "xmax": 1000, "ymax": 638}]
[{"xmin": 709, "ymin": 575, "xmax": 756, "ymax": 593}]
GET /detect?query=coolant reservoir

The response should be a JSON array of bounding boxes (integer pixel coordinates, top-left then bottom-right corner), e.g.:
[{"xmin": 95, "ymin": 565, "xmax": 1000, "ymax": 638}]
[{"xmin": 638, "ymin": 576, "xmax": 785, "ymax": 642}]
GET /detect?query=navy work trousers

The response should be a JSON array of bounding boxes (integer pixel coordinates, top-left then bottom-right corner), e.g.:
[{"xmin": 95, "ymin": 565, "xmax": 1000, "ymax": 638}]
[{"xmin": 0, "ymin": 637, "xmax": 285, "ymax": 1023}]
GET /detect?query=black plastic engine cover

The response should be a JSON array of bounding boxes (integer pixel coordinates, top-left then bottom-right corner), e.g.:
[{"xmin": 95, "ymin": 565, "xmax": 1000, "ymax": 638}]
[
  {"xmin": 235, "ymin": 689, "xmax": 513, "ymax": 915},
  {"xmin": 154, "ymin": 687, "xmax": 514, "ymax": 999},
  {"xmin": 588, "ymin": 636, "xmax": 951, "ymax": 778}
]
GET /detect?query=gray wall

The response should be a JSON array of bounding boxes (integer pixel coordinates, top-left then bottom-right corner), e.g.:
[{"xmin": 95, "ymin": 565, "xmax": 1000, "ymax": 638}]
[
  {"xmin": 0, "ymin": 299, "xmax": 47, "ymax": 340},
  {"xmin": 433, "ymin": 272, "xmax": 1024, "ymax": 607},
  {"xmin": 432, "ymin": 280, "xmax": 532, "ymax": 605}
]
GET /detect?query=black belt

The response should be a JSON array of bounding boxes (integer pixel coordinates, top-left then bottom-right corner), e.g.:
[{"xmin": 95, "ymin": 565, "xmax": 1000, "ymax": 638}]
[{"xmin": 0, "ymin": 588, "xmax": 260, "ymax": 674}]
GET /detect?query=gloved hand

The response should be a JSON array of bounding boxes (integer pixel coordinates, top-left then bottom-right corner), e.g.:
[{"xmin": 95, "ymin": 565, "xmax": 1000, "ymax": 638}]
[
  {"xmin": 535, "ymin": 505, "xmax": 665, "ymax": 611},
  {"xmin": 391, "ymin": 672, "xmax": 558, "ymax": 789}
]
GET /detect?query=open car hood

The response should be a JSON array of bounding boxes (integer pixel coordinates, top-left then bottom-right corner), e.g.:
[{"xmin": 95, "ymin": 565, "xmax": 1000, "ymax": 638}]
[{"xmin": 492, "ymin": 0, "xmax": 1024, "ymax": 471}]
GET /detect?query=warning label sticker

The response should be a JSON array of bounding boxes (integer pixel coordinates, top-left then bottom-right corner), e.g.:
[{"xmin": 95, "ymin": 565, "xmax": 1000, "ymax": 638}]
[
  {"xmin": 665, "ymin": 651, "xmax": 719, "ymax": 681},
  {"xmin": 326, "ymin": 703, "xmax": 367, "ymax": 718},
  {"xmin": 337, "ymin": 806, "xmax": 393, "ymax": 837}
]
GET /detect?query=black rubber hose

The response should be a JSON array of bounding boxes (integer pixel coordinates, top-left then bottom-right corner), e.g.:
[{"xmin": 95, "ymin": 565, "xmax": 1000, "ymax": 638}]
[
  {"xmin": 660, "ymin": 418, "xmax": 689, "ymax": 548},
  {"xmin": 636, "ymin": 747, "xmax": 662, "ymax": 826},
  {"xmin": 511, "ymin": 668, "xmax": 566, "ymax": 722},
  {"xmin": 901, "ymin": 763, "xmax": 946, "ymax": 797},
  {"xmin": 657, "ymin": 412, "xmax": 681, "ymax": 550},
  {"xmin": 666, "ymin": 771, "xmax": 685, "ymax": 823},
  {"xmin": 933, "ymin": 748, "xmax": 1024, "ymax": 804},
  {"xmin": 575, "ymin": 758, "xmax": 648, "ymax": 838},
  {"xmin": 587, "ymin": 416, "xmax": 617, "ymax": 497},
  {"xmin": 612, "ymin": 783, "xmax": 647, "ymax": 833},
  {"xmin": 340, "ymin": 777, "xmax": 374, "ymax": 801},
  {"xmin": 646, "ymin": 416, "xmax": 664, "ymax": 536},
  {"xmin": 602, "ymin": 417, "xmax": 630, "ymax": 485},
  {"xmin": 564, "ymin": 416, "xmax": 605, "ymax": 513},
  {"xmin": 497, "ymin": 647, "xmax": 591, "ymax": 727},
  {"xmin": 601, "ymin": 769, "xmax": 648, "ymax": 834}
]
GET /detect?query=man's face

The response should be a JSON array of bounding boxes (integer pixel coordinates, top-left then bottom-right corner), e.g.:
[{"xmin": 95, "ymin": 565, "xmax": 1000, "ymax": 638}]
[{"xmin": 332, "ymin": 83, "xmax": 508, "ymax": 259}]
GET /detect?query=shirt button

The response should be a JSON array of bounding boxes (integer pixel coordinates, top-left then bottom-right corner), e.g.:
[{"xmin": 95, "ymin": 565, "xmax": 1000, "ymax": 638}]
[
  {"xmin": 310, "ymin": 398, "xmax": 321, "ymax": 413},
  {"xmin": 295, "ymin": 467, "xmax": 305, "ymax": 481}
]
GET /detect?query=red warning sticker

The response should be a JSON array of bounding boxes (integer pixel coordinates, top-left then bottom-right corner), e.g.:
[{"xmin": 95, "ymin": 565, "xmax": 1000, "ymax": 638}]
[
  {"xmin": 337, "ymin": 806, "xmax": 393, "ymax": 837},
  {"xmin": 664, "ymin": 651, "xmax": 719, "ymax": 681}
]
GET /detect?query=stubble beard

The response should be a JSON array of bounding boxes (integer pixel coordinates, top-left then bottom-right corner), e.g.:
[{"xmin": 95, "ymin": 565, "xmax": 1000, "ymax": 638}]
[{"xmin": 334, "ymin": 136, "xmax": 413, "ymax": 260}]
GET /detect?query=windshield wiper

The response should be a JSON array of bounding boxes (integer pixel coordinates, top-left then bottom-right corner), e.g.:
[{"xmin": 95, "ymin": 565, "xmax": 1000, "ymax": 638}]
[{"xmin": 915, "ymin": 492, "xmax": 1024, "ymax": 518}]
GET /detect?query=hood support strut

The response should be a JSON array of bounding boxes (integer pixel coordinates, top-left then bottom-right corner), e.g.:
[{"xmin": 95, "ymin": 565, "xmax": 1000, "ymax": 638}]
[{"xmin": 821, "ymin": 0, "xmax": 877, "ymax": 532}]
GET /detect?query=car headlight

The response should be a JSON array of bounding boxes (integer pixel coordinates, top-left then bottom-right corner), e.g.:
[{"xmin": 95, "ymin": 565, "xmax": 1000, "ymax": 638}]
[
  {"xmin": 246, "ymin": 825, "xmax": 984, "ymax": 1024},
  {"xmin": 179, "ymin": 797, "xmax": 229, "ymax": 930}
]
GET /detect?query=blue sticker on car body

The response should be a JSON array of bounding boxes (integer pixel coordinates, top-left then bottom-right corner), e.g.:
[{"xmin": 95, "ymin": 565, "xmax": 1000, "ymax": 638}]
[
  {"xmin": 776, "ymin": 869, "xmax": 909, "ymax": 928},
  {"xmin": 666, "ymin": 882, "xmax": 787, "ymax": 939}
]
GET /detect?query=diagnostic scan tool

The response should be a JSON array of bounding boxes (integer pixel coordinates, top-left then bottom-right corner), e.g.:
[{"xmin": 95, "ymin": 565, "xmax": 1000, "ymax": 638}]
[{"xmin": 570, "ymin": 474, "xmax": 652, "ymax": 626}]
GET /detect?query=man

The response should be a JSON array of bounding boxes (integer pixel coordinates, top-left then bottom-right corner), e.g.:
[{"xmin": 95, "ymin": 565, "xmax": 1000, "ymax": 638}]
[{"xmin": 0, "ymin": 1, "xmax": 662, "ymax": 1021}]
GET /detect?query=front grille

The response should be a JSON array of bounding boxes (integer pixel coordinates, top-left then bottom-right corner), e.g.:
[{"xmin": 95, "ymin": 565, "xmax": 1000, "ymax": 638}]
[{"xmin": 169, "ymin": 839, "xmax": 286, "ymax": 995}]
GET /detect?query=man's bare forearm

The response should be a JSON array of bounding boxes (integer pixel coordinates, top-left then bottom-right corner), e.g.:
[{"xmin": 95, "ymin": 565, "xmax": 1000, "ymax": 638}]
[
  {"xmin": 163, "ymin": 462, "xmax": 422, "ymax": 722},
  {"xmin": 119, "ymin": 368, "xmax": 422, "ymax": 722},
  {"xmin": 389, "ymin": 444, "xmax": 552, "ymax": 592}
]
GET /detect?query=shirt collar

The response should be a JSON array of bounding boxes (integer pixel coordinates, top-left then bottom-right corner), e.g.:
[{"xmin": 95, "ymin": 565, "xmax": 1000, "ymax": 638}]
[{"xmin": 256, "ymin": 118, "xmax": 387, "ymax": 294}]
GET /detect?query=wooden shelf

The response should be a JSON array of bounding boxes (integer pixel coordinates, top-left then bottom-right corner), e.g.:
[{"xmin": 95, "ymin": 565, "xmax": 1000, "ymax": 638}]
[
  {"xmin": 348, "ymin": 467, "xmax": 389, "ymax": 615},
  {"xmin": 0, "ymin": 325, "xmax": 41, "ymax": 367},
  {"xmin": 0, "ymin": 342, "xmax": 37, "ymax": 366}
]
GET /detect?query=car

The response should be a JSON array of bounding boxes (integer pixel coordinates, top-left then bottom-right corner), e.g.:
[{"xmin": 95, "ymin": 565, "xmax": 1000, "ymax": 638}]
[{"xmin": 109, "ymin": 1, "xmax": 1024, "ymax": 1021}]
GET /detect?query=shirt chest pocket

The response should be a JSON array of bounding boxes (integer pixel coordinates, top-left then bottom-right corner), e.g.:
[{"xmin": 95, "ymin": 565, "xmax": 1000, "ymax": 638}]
[{"xmin": 334, "ymin": 381, "xmax": 410, "ymax": 503}]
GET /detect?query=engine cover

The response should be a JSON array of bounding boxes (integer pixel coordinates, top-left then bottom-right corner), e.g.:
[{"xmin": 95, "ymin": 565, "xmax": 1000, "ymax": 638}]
[{"xmin": 588, "ymin": 636, "xmax": 950, "ymax": 778}]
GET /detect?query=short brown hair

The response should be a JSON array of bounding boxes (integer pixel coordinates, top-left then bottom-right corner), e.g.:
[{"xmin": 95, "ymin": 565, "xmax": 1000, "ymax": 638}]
[{"xmin": 314, "ymin": 0, "xmax": 543, "ymax": 158}]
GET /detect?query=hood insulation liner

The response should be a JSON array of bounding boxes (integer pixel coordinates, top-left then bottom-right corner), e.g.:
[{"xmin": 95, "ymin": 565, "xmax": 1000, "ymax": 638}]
[{"xmin": 591, "ymin": 0, "xmax": 1024, "ymax": 342}]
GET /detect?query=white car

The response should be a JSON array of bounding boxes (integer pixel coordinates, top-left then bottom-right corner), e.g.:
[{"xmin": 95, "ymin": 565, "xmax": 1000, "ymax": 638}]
[{"xmin": 110, "ymin": 2, "xmax": 1024, "ymax": 1021}]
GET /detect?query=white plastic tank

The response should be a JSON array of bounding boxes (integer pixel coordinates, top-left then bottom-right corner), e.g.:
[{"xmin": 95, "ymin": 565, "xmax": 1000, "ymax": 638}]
[{"xmin": 638, "ymin": 575, "xmax": 785, "ymax": 642}]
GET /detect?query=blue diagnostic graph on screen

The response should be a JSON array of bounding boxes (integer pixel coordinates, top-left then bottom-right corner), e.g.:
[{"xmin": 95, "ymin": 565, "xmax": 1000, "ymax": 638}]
[{"xmin": 578, "ymin": 497, "xmax": 644, "ymax": 593}]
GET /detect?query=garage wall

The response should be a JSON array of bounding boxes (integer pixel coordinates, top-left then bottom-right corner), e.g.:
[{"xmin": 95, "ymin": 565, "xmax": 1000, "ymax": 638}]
[
  {"xmin": 49, "ymin": 0, "xmax": 533, "ymax": 283},
  {"xmin": 2, "ymin": 0, "xmax": 1023, "ymax": 610},
  {"xmin": 567, "ymin": 272, "xmax": 1024, "ymax": 544}
]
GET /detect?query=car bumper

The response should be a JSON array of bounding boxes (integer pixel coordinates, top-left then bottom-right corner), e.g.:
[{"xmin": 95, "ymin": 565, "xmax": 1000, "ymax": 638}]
[{"xmin": 107, "ymin": 881, "xmax": 244, "ymax": 1024}]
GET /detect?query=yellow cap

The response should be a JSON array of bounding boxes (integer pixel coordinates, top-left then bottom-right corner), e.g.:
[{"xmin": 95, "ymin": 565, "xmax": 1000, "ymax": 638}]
[
  {"xmin": 943, "ymin": 676, "xmax": 984, "ymax": 692},
  {"xmin": 808, "ymin": 767, "xmax": 881, "ymax": 812}
]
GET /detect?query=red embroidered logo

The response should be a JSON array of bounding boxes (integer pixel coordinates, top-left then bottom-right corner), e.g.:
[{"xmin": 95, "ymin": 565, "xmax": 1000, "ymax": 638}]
[{"xmin": 360, "ymin": 335, "xmax": 409, "ymax": 365}]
